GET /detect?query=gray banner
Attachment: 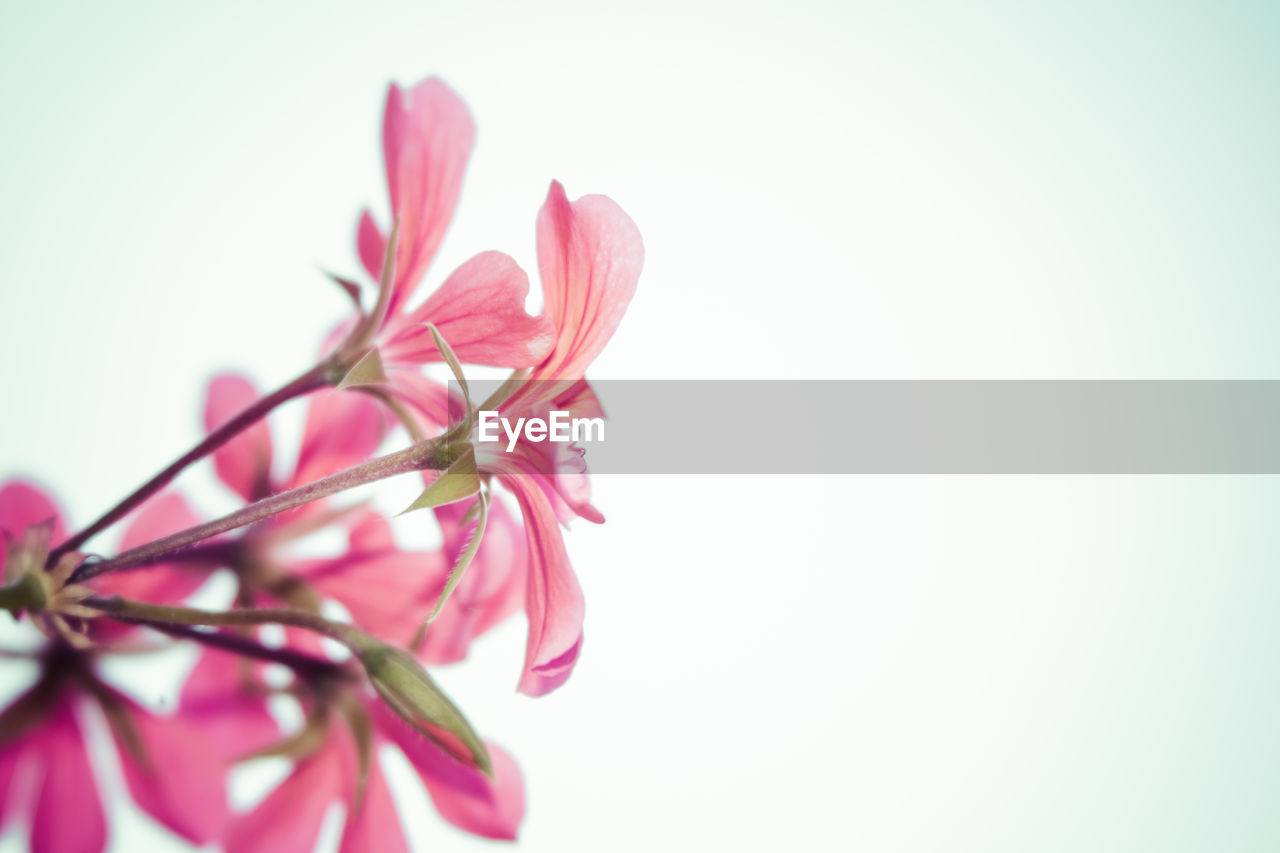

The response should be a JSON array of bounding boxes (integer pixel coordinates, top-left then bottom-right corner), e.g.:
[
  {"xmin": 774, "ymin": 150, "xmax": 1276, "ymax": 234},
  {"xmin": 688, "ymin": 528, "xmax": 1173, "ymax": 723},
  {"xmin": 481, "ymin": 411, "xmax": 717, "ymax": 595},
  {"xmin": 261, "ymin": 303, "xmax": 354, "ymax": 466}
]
[{"xmin": 457, "ymin": 381, "xmax": 1280, "ymax": 474}]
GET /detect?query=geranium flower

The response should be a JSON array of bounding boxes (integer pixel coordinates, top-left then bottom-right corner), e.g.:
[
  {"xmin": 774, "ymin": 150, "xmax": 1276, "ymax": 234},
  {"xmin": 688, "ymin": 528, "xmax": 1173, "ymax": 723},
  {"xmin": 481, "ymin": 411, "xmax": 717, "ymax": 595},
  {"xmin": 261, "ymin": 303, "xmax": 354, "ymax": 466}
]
[
  {"xmin": 0, "ymin": 653, "xmax": 229, "ymax": 852},
  {"xmin": 329, "ymin": 77, "xmax": 554, "ymax": 399},
  {"xmin": 402, "ymin": 181, "xmax": 642, "ymax": 696},
  {"xmin": 1, "ymin": 480, "xmax": 207, "ymax": 647},
  {"xmin": 0, "ymin": 481, "xmax": 233, "ymax": 850},
  {"xmin": 221, "ymin": 689, "xmax": 524, "ymax": 851}
]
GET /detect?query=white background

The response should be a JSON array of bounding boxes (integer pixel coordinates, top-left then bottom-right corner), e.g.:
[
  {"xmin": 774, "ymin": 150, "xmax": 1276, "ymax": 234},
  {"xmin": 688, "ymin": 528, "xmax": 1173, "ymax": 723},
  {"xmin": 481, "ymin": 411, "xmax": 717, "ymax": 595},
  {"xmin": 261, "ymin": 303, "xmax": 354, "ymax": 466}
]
[{"xmin": 2, "ymin": 1, "xmax": 1279, "ymax": 850}]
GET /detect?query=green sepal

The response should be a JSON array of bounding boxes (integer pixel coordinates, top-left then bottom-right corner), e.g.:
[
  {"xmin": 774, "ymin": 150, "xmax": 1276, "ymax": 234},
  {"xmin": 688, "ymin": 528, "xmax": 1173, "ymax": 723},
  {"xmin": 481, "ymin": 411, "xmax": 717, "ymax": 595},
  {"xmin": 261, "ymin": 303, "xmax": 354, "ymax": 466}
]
[
  {"xmin": 427, "ymin": 491, "xmax": 488, "ymax": 623},
  {"xmin": 424, "ymin": 323, "xmax": 474, "ymax": 432},
  {"xmin": 337, "ymin": 347, "xmax": 387, "ymax": 390},
  {"xmin": 399, "ymin": 446, "xmax": 480, "ymax": 515}
]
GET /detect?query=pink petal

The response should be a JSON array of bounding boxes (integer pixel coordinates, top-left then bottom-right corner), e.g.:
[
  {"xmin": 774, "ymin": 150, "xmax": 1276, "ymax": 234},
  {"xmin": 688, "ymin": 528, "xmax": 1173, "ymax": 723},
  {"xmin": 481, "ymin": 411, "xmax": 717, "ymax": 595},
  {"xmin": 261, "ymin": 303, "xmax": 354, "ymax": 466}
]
[
  {"xmin": 90, "ymin": 493, "xmax": 210, "ymax": 633},
  {"xmin": 0, "ymin": 480, "xmax": 65, "ymax": 576},
  {"xmin": 357, "ymin": 209, "xmax": 387, "ymax": 282},
  {"xmin": 476, "ymin": 431, "xmax": 603, "ymax": 526},
  {"xmin": 347, "ymin": 508, "xmax": 396, "ymax": 553},
  {"xmin": 500, "ymin": 475, "xmax": 585, "ymax": 696},
  {"xmin": 223, "ymin": 738, "xmax": 344, "ymax": 853},
  {"xmin": 384, "ymin": 369, "xmax": 453, "ymax": 436},
  {"xmin": 205, "ymin": 374, "xmax": 274, "ymax": 502},
  {"xmin": 31, "ymin": 697, "xmax": 106, "ymax": 853},
  {"xmin": 377, "ymin": 77, "xmax": 476, "ymax": 316},
  {"xmin": 554, "ymin": 378, "xmax": 606, "ymax": 420},
  {"xmin": 530, "ymin": 181, "xmax": 643, "ymax": 383},
  {"xmin": 381, "ymin": 251, "xmax": 554, "ymax": 369},
  {"xmin": 298, "ymin": 549, "xmax": 444, "ymax": 647},
  {"xmin": 111, "ymin": 693, "xmax": 229, "ymax": 844},
  {"xmin": 289, "ymin": 388, "xmax": 386, "ymax": 489},
  {"xmin": 0, "ymin": 737, "xmax": 21, "ymax": 832},
  {"xmin": 179, "ymin": 647, "xmax": 280, "ymax": 758},
  {"xmin": 373, "ymin": 702, "xmax": 525, "ymax": 840},
  {"xmin": 338, "ymin": 754, "xmax": 409, "ymax": 853}
]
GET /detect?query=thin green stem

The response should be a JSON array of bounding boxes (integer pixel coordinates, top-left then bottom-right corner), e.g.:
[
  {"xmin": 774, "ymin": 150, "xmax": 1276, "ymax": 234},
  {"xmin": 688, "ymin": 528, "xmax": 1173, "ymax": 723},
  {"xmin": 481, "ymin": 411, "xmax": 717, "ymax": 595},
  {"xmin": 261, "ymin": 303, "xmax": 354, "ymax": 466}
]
[
  {"xmin": 84, "ymin": 597, "xmax": 365, "ymax": 648},
  {"xmin": 52, "ymin": 361, "xmax": 336, "ymax": 562},
  {"xmin": 113, "ymin": 618, "xmax": 346, "ymax": 679}
]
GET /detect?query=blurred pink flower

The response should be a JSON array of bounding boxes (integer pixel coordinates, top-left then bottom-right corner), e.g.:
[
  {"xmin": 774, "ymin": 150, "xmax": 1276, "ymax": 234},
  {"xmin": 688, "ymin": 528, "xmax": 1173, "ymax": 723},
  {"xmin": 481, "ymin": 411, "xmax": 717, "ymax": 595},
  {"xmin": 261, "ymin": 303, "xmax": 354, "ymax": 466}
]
[
  {"xmin": 0, "ymin": 480, "xmax": 206, "ymax": 643},
  {"xmin": 0, "ymin": 481, "xmax": 232, "ymax": 849},
  {"xmin": 0, "ymin": 664, "xmax": 229, "ymax": 851},
  {"xmin": 223, "ymin": 695, "xmax": 524, "ymax": 851}
]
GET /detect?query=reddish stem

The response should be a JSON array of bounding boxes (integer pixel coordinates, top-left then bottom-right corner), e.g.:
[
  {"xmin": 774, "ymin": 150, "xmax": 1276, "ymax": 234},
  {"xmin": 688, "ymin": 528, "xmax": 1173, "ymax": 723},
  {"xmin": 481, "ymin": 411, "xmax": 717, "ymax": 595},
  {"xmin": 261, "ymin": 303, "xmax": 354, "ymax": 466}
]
[
  {"xmin": 72, "ymin": 436, "xmax": 452, "ymax": 583},
  {"xmin": 51, "ymin": 361, "xmax": 335, "ymax": 563}
]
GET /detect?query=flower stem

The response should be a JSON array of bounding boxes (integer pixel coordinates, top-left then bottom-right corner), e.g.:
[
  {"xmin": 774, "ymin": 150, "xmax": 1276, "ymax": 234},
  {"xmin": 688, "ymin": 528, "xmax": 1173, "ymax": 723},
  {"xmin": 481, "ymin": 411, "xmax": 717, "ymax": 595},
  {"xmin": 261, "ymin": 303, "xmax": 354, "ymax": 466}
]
[
  {"xmin": 72, "ymin": 436, "xmax": 454, "ymax": 583},
  {"xmin": 84, "ymin": 596, "xmax": 365, "ymax": 648},
  {"xmin": 52, "ymin": 362, "xmax": 336, "ymax": 562},
  {"xmin": 114, "ymin": 618, "xmax": 345, "ymax": 679}
]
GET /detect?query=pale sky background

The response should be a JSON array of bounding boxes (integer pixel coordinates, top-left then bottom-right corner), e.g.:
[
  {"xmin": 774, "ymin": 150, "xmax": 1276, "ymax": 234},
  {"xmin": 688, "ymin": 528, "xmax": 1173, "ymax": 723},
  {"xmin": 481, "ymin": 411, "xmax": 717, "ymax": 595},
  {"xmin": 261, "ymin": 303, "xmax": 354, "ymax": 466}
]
[{"xmin": 1, "ymin": 1, "xmax": 1279, "ymax": 851}]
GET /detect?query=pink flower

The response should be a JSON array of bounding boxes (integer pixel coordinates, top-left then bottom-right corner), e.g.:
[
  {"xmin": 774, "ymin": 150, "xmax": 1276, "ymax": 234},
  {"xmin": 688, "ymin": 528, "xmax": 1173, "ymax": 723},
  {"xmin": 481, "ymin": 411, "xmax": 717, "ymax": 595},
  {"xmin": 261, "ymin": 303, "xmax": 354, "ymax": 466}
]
[
  {"xmin": 334, "ymin": 78, "xmax": 554, "ymax": 399},
  {"xmin": 454, "ymin": 182, "xmax": 642, "ymax": 696},
  {"xmin": 0, "ymin": 662, "xmax": 229, "ymax": 851},
  {"xmin": 178, "ymin": 646, "xmax": 282, "ymax": 759},
  {"xmin": 0, "ymin": 689, "xmax": 104, "ymax": 853},
  {"xmin": 0, "ymin": 480, "xmax": 232, "ymax": 849},
  {"xmin": 0, "ymin": 480, "xmax": 208, "ymax": 645},
  {"xmin": 223, "ymin": 695, "xmax": 524, "ymax": 851},
  {"xmin": 203, "ymin": 375, "xmax": 522, "ymax": 659}
]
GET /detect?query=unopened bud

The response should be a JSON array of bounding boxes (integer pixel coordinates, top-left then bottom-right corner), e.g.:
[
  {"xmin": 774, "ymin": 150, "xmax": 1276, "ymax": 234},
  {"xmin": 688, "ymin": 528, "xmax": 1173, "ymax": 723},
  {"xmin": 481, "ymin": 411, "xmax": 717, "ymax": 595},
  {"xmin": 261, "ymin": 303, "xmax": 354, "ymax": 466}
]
[{"xmin": 358, "ymin": 641, "xmax": 492, "ymax": 775}]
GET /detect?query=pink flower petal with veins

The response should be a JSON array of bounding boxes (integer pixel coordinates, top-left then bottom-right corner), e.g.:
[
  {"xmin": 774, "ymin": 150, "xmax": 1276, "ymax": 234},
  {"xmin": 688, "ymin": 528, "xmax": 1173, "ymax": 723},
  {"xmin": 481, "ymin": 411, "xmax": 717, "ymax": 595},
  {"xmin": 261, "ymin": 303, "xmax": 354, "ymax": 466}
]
[
  {"xmin": 205, "ymin": 374, "xmax": 274, "ymax": 502},
  {"xmin": 368, "ymin": 77, "xmax": 476, "ymax": 316},
  {"xmin": 531, "ymin": 181, "xmax": 643, "ymax": 384},
  {"xmin": 382, "ymin": 251, "xmax": 554, "ymax": 369},
  {"xmin": 499, "ymin": 474, "xmax": 585, "ymax": 697}
]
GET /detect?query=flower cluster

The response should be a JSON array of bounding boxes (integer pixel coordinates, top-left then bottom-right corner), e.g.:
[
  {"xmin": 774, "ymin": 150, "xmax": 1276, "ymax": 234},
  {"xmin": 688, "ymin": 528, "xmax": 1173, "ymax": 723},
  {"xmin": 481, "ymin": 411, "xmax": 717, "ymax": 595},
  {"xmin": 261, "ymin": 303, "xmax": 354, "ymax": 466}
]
[{"xmin": 0, "ymin": 76, "xmax": 642, "ymax": 851}]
